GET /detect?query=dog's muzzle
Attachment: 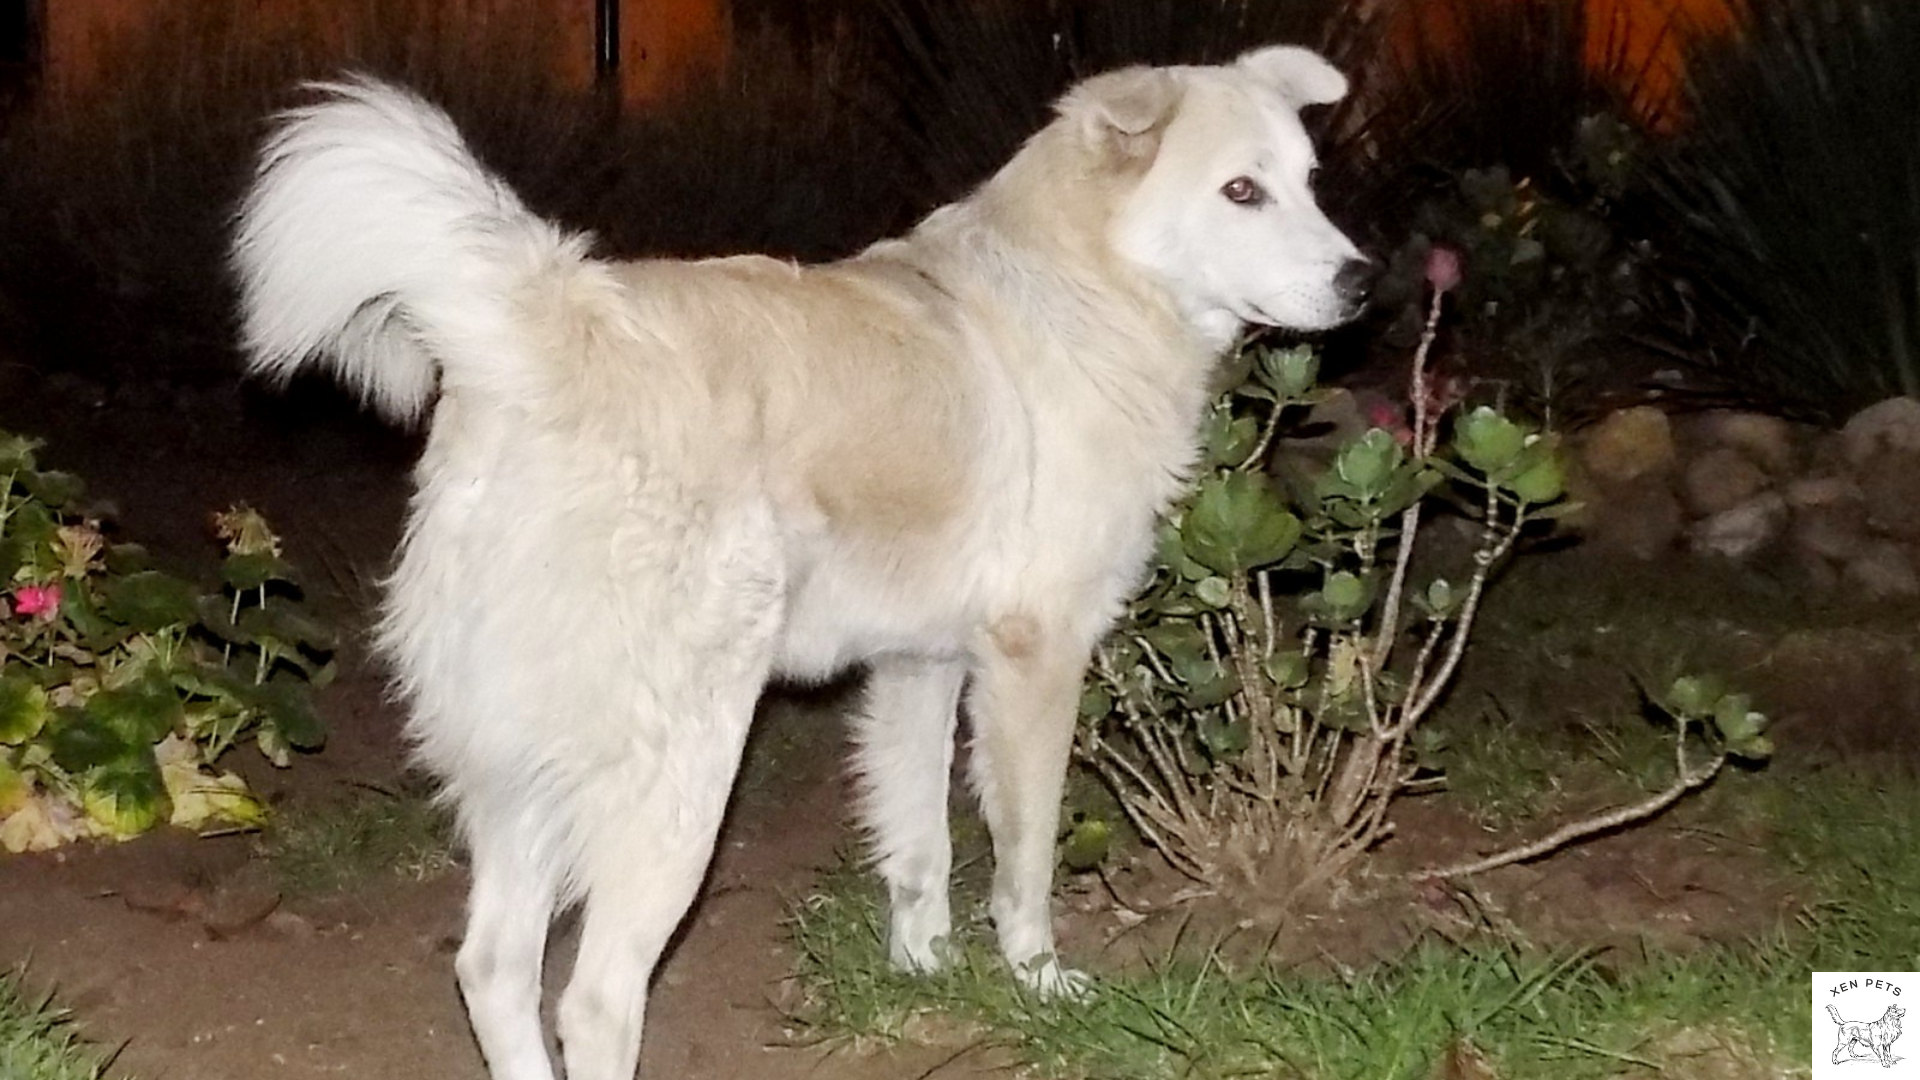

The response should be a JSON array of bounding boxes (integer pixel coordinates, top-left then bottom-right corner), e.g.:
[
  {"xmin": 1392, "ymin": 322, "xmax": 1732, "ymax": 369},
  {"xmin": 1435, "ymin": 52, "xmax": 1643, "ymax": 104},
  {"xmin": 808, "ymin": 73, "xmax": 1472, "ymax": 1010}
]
[{"xmin": 1333, "ymin": 256, "xmax": 1380, "ymax": 317}]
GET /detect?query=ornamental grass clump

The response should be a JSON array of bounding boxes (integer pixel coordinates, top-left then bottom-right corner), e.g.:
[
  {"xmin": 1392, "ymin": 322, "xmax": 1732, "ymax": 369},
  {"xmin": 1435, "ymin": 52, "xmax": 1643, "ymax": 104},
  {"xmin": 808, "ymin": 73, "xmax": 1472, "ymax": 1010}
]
[
  {"xmin": 1076, "ymin": 255, "xmax": 1771, "ymax": 908},
  {"xmin": 0, "ymin": 433, "xmax": 333, "ymax": 851}
]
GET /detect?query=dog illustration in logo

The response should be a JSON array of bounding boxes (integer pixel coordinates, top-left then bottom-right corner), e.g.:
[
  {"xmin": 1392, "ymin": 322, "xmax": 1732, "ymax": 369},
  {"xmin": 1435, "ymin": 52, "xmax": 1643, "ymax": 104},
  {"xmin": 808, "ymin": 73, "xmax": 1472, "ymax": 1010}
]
[{"xmin": 1829, "ymin": 1002, "xmax": 1905, "ymax": 1068}]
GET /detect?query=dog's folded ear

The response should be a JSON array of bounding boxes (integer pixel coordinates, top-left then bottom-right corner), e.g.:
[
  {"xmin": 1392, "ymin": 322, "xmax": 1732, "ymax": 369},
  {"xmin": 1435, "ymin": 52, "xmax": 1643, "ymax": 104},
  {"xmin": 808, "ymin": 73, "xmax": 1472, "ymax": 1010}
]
[
  {"xmin": 1057, "ymin": 66, "xmax": 1182, "ymax": 161},
  {"xmin": 1236, "ymin": 46, "xmax": 1349, "ymax": 110}
]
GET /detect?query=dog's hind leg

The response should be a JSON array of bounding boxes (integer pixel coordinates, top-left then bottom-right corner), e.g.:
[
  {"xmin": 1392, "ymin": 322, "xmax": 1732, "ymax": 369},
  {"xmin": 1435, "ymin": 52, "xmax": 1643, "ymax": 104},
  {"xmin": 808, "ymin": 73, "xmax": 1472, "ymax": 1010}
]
[
  {"xmin": 553, "ymin": 668, "xmax": 767, "ymax": 1080},
  {"xmin": 851, "ymin": 655, "xmax": 967, "ymax": 972},
  {"xmin": 967, "ymin": 617, "xmax": 1091, "ymax": 996},
  {"xmin": 457, "ymin": 802, "xmax": 568, "ymax": 1080}
]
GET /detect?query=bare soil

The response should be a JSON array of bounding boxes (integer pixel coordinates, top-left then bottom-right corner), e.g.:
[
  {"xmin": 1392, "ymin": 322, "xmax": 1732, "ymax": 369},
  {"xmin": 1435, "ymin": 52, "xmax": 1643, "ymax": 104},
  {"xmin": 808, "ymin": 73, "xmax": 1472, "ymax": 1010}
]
[{"xmin": 0, "ymin": 372, "xmax": 1904, "ymax": 1079}]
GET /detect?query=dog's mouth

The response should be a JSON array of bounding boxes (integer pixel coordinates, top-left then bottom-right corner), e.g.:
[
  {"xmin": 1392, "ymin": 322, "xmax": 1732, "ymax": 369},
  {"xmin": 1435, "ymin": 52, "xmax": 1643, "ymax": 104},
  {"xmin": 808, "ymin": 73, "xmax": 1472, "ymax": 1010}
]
[{"xmin": 1241, "ymin": 296, "xmax": 1366, "ymax": 333}]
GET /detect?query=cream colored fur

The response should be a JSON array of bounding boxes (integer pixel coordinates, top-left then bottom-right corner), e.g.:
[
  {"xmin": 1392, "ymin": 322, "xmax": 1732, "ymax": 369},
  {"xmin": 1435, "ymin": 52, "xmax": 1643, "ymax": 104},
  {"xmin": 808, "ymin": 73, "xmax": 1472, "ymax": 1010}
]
[{"xmin": 232, "ymin": 48, "xmax": 1364, "ymax": 1080}]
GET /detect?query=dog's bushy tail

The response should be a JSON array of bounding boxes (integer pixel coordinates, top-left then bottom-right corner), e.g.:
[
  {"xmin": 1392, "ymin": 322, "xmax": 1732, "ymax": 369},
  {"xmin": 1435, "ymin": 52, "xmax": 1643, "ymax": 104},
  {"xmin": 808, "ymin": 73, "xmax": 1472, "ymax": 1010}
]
[
  {"xmin": 232, "ymin": 76, "xmax": 590, "ymax": 423},
  {"xmin": 1829, "ymin": 1004, "xmax": 1846, "ymax": 1024}
]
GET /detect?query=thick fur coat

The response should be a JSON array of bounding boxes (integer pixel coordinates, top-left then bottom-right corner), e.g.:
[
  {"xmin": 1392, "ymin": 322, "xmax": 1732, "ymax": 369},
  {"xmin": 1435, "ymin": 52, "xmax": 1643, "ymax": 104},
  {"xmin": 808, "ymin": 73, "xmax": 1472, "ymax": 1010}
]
[{"xmin": 233, "ymin": 48, "xmax": 1366, "ymax": 1080}]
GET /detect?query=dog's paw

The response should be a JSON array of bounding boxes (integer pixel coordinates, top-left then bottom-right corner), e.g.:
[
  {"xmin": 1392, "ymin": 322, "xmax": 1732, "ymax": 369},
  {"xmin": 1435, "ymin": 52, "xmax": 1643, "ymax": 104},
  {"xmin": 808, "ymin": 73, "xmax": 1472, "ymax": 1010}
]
[
  {"xmin": 1014, "ymin": 954, "xmax": 1094, "ymax": 1000},
  {"xmin": 887, "ymin": 932, "xmax": 953, "ymax": 975}
]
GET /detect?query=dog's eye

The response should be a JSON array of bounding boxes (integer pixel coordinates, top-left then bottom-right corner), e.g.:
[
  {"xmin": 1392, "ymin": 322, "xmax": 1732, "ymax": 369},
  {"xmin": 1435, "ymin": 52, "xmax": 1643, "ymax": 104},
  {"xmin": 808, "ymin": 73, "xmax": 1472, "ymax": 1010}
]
[{"xmin": 1221, "ymin": 176, "xmax": 1267, "ymax": 207}]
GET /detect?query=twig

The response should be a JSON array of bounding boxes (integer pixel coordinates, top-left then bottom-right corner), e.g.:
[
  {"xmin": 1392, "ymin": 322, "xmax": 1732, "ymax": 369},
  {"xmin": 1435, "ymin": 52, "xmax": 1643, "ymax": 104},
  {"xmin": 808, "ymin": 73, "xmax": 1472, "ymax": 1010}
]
[
  {"xmin": 1239, "ymin": 396, "xmax": 1292, "ymax": 474},
  {"xmin": 1415, "ymin": 724, "xmax": 1728, "ymax": 881}
]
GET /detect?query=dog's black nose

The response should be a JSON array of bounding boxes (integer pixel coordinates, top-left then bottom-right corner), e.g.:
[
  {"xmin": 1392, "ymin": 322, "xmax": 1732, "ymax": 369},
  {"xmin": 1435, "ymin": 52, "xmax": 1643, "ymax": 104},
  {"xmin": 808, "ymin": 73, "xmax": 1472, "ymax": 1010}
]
[{"xmin": 1333, "ymin": 256, "xmax": 1379, "ymax": 307}]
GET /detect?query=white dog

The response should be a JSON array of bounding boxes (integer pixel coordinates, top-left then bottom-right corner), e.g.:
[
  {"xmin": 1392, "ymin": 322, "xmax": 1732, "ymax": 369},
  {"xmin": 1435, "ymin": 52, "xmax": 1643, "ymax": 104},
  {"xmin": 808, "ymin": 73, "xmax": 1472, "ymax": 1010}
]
[{"xmin": 233, "ymin": 48, "xmax": 1367, "ymax": 1080}]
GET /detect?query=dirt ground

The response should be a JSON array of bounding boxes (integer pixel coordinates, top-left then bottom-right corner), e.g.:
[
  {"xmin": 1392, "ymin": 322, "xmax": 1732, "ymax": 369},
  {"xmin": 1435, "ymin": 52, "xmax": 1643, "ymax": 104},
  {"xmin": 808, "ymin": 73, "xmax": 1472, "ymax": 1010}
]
[{"xmin": 0, "ymin": 370, "xmax": 1903, "ymax": 1079}]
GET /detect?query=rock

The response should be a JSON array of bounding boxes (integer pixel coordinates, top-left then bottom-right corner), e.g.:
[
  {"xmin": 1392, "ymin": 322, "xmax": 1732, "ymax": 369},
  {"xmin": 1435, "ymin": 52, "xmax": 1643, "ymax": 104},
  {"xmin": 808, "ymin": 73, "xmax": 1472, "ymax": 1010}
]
[
  {"xmin": 1681, "ymin": 447, "xmax": 1771, "ymax": 517},
  {"xmin": 1790, "ymin": 494, "xmax": 1870, "ymax": 561},
  {"xmin": 1581, "ymin": 406, "xmax": 1676, "ymax": 484},
  {"xmin": 1691, "ymin": 410, "xmax": 1800, "ymax": 474},
  {"xmin": 121, "ymin": 880, "xmax": 204, "ymax": 921},
  {"xmin": 202, "ymin": 881, "xmax": 282, "ymax": 939},
  {"xmin": 1856, "ymin": 449, "xmax": 1920, "ymax": 540},
  {"xmin": 1588, "ymin": 482, "xmax": 1684, "ymax": 560},
  {"xmin": 262, "ymin": 910, "xmax": 317, "ymax": 941},
  {"xmin": 1691, "ymin": 492, "xmax": 1787, "ymax": 560},
  {"xmin": 1841, "ymin": 396, "xmax": 1920, "ymax": 469},
  {"xmin": 1844, "ymin": 540, "xmax": 1920, "ymax": 599},
  {"xmin": 1784, "ymin": 474, "xmax": 1863, "ymax": 509}
]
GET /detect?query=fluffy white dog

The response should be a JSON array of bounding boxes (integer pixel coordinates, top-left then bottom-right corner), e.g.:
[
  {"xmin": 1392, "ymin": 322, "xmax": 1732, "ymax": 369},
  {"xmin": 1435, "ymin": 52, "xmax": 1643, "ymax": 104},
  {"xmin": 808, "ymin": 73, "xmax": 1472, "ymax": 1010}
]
[{"xmin": 233, "ymin": 48, "xmax": 1367, "ymax": 1080}]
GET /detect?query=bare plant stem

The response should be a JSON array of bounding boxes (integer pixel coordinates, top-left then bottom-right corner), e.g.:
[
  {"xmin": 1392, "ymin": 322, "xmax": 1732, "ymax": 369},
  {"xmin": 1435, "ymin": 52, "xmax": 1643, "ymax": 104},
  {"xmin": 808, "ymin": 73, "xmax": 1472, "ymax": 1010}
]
[{"xmin": 1416, "ymin": 719, "xmax": 1728, "ymax": 881}]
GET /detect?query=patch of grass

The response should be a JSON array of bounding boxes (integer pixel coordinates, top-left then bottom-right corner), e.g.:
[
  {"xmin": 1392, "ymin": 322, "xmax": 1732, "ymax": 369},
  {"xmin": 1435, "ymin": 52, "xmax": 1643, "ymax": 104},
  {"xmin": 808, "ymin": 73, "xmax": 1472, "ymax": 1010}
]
[
  {"xmin": 0, "ymin": 972, "xmax": 109, "ymax": 1080},
  {"xmin": 256, "ymin": 781, "xmax": 455, "ymax": 897},
  {"xmin": 792, "ymin": 759, "xmax": 1920, "ymax": 1078}
]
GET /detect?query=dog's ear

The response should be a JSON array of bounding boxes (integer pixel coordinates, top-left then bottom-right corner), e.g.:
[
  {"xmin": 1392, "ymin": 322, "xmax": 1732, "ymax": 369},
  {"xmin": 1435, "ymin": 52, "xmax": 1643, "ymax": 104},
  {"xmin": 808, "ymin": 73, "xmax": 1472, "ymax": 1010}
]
[
  {"xmin": 1236, "ymin": 45, "xmax": 1348, "ymax": 110},
  {"xmin": 1057, "ymin": 66, "xmax": 1182, "ymax": 161}
]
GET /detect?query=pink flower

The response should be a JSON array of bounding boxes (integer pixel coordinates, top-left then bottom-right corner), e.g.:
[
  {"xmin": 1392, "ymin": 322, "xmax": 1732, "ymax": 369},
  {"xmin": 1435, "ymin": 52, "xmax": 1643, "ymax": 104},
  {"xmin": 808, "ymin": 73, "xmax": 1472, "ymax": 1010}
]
[
  {"xmin": 1425, "ymin": 245, "xmax": 1463, "ymax": 294},
  {"xmin": 12, "ymin": 583, "xmax": 62, "ymax": 622},
  {"xmin": 1362, "ymin": 397, "xmax": 1416, "ymax": 447}
]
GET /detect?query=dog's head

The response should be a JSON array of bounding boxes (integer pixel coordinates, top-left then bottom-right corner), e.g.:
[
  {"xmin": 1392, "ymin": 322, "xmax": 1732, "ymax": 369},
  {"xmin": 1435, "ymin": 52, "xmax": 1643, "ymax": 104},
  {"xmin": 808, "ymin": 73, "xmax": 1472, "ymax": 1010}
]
[{"xmin": 1058, "ymin": 47, "xmax": 1369, "ymax": 348}]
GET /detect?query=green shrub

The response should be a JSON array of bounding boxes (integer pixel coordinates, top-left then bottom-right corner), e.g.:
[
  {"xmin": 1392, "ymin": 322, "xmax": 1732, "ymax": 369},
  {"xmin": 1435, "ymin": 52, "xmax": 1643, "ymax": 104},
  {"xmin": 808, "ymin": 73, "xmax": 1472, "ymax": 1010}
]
[
  {"xmin": 0, "ymin": 432, "xmax": 331, "ymax": 851},
  {"xmin": 1075, "ymin": 273, "xmax": 1769, "ymax": 903},
  {"xmin": 1643, "ymin": 0, "xmax": 1920, "ymax": 422}
]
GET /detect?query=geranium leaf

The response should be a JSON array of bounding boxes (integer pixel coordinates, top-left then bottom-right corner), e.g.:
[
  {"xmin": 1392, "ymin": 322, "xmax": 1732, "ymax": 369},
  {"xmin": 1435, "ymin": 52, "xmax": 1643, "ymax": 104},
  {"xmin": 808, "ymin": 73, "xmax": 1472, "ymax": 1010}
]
[
  {"xmin": 100, "ymin": 571, "xmax": 199, "ymax": 634},
  {"xmin": 0, "ymin": 676, "xmax": 52, "ymax": 744}
]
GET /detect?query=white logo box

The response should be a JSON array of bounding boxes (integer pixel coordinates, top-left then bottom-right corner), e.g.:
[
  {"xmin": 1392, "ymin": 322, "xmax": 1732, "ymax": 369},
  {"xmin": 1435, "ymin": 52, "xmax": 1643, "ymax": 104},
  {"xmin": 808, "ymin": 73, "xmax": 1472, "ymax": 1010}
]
[{"xmin": 1815, "ymin": 971, "xmax": 1915, "ymax": 1077}]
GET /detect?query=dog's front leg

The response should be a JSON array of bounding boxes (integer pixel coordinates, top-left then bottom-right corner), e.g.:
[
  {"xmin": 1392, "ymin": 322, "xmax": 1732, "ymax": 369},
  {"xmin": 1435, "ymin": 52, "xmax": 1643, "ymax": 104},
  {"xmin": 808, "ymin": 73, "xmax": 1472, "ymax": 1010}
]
[
  {"xmin": 852, "ymin": 654, "xmax": 967, "ymax": 973},
  {"xmin": 967, "ymin": 615, "xmax": 1091, "ymax": 996}
]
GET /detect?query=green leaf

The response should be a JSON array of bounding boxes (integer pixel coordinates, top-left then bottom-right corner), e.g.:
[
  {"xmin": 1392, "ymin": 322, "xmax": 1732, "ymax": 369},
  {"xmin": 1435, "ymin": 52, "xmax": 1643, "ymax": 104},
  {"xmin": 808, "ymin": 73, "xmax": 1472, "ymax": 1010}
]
[
  {"xmin": 85, "ymin": 682, "xmax": 182, "ymax": 746},
  {"xmin": 1193, "ymin": 576, "xmax": 1232, "ymax": 609},
  {"xmin": 1199, "ymin": 406, "xmax": 1261, "ymax": 469},
  {"xmin": 1377, "ymin": 466, "xmax": 1444, "ymax": 519},
  {"xmin": 102, "ymin": 543, "xmax": 153, "ymax": 575},
  {"xmin": 19, "ymin": 470, "xmax": 84, "ymax": 510},
  {"xmin": 81, "ymin": 758, "xmax": 170, "ymax": 839},
  {"xmin": 1333, "ymin": 429, "xmax": 1404, "ymax": 497},
  {"xmin": 1141, "ymin": 620, "xmax": 1209, "ymax": 667},
  {"xmin": 1256, "ymin": 344, "xmax": 1320, "ymax": 400},
  {"xmin": 0, "ymin": 433, "xmax": 41, "ymax": 474},
  {"xmin": 100, "ymin": 571, "xmax": 200, "ymax": 634},
  {"xmin": 221, "ymin": 552, "xmax": 296, "ymax": 591},
  {"xmin": 1181, "ymin": 472, "xmax": 1302, "ymax": 575},
  {"xmin": 1060, "ymin": 814, "xmax": 1112, "ymax": 872},
  {"xmin": 252, "ymin": 679, "xmax": 326, "ymax": 753},
  {"xmin": 237, "ymin": 605, "xmax": 337, "ymax": 652},
  {"xmin": 61, "ymin": 581, "xmax": 126, "ymax": 648},
  {"xmin": 1665, "ymin": 675, "xmax": 1726, "ymax": 717},
  {"xmin": 1321, "ymin": 571, "xmax": 1374, "ymax": 622},
  {"xmin": 1504, "ymin": 443, "xmax": 1566, "ymax": 504},
  {"xmin": 256, "ymin": 722, "xmax": 291, "ymax": 768},
  {"xmin": 1712, "ymin": 694, "xmax": 1767, "ymax": 744},
  {"xmin": 1263, "ymin": 651, "xmax": 1310, "ymax": 690},
  {"xmin": 1182, "ymin": 668, "xmax": 1241, "ymax": 708},
  {"xmin": 1728, "ymin": 734, "xmax": 1773, "ymax": 762},
  {"xmin": 0, "ymin": 537, "xmax": 23, "ymax": 584},
  {"xmin": 1198, "ymin": 714, "xmax": 1251, "ymax": 758},
  {"xmin": 1079, "ymin": 684, "xmax": 1112, "ymax": 719},
  {"xmin": 45, "ymin": 709, "xmax": 136, "ymax": 772},
  {"xmin": 1453, "ymin": 407, "xmax": 1528, "ymax": 475},
  {"xmin": 3, "ymin": 502, "xmax": 57, "ymax": 572},
  {"xmin": 0, "ymin": 676, "xmax": 52, "ymax": 744}
]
